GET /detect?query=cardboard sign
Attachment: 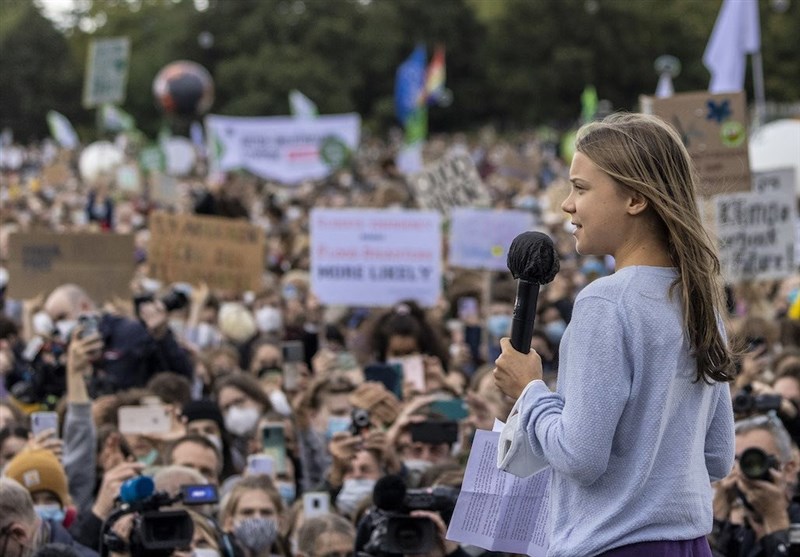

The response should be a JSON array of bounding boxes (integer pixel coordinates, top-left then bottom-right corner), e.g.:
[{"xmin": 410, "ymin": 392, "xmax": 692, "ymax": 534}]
[
  {"xmin": 7, "ymin": 233, "xmax": 134, "ymax": 303},
  {"xmin": 148, "ymin": 212, "xmax": 265, "ymax": 292},
  {"xmin": 310, "ymin": 209, "xmax": 441, "ymax": 307},
  {"xmin": 647, "ymin": 91, "xmax": 751, "ymax": 196},
  {"xmin": 449, "ymin": 209, "xmax": 535, "ymax": 271},
  {"xmin": 411, "ymin": 151, "xmax": 490, "ymax": 213},
  {"xmin": 82, "ymin": 37, "xmax": 130, "ymax": 108},
  {"xmin": 715, "ymin": 168, "xmax": 796, "ymax": 282}
]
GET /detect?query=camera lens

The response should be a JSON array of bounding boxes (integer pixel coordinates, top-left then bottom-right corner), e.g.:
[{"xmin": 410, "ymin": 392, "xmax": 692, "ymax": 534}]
[{"xmin": 739, "ymin": 447, "xmax": 772, "ymax": 481}]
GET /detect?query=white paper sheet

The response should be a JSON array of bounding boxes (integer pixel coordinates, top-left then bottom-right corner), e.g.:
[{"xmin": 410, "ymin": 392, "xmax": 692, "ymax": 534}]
[{"xmin": 446, "ymin": 429, "xmax": 551, "ymax": 556}]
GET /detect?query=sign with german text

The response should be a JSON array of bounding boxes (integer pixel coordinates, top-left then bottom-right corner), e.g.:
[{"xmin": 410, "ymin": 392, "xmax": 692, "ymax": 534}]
[
  {"xmin": 715, "ymin": 168, "xmax": 796, "ymax": 282},
  {"xmin": 310, "ymin": 209, "xmax": 441, "ymax": 307},
  {"xmin": 7, "ymin": 233, "xmax": 134, "ymax": 303},
  {"xmin": 148, "ymin": 212, "xmax": 265, "ymax": 292}
]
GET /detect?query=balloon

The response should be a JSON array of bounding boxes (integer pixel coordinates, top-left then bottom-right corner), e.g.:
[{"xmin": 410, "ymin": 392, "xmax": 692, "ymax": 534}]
[
  {"xmin": 79, "ymin": 141, "xmax": 124, "ymax": 183},
  {"xmin": 152, "ymin": 60, "xmax": 214, "ymax": 117}
]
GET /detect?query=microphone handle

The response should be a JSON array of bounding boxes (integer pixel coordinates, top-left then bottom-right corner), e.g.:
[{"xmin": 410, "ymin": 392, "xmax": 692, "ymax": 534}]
[{"xmin": 510, "ymin": 279, "xmax": 539, "ymax": 354}]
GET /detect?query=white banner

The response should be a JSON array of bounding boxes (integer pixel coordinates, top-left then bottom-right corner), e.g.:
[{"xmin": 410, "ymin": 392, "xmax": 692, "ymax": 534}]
[
  {"xmin": 83, "ymin": 37, "xmax": 130, "ymax": 108},
  {"xmin": 411, "ymin": 150, "xmax": 490, "ymax": 213},
  {"xmin": 205, "ymin": 113, "xmax": 360, "ymax": 184},
  {"xmin": 310, "ymin": 209, "xmax": 441, "ymax": 307},
  {"xmin": 449, "ymin": 208, "xmax": 535, "ymax": 271},
  {"xmin": 715, "ymin": 168, "xmax": 797, "ymax": 282}
]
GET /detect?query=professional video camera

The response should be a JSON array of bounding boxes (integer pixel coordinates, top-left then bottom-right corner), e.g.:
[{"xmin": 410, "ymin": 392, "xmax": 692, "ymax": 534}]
[
  {"xmin": 133, "ymin": 284, "xmax": 191, "ymax": 316},
  {"xmin": 732, "ymin": 385, "xmax": 782, "ymax": 416},
  {"xmin": 101, "ymin": 476, "xmax": 219, "ymax": 557},
  {"xmin": 358, "ymin": 475, "xmax": 459, "ymax": 555}
]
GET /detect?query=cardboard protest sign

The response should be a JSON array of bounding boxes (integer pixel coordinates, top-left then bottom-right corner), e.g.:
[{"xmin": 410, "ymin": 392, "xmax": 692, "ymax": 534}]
[
  {"xmin": 7, "ymin": 233, "xmax": 134, "ymax": 303},
  {"xmin": 411, "ymin": 151, "xmax": 491, "ymax": 213},
  {"xmin": 646, "ymin": 91, "xmax": 750, "ymax": 196},
  {"xmin": 715, "ymin": 168, "xmax": 796, "ymax": 282},
  {"xmin": 449, "ymin": 209, "xmax": 535, "ymax": 271},
  {"xmin": 148, "ymin": 212, "xmax": 265, "ymax": 292},
  {"xmin": 310, "ymin": 209, "xmax": 441, "ymax": 307},
  {"xmin": 205, "ymin": 113, "xmax": 360, "ymax": 184},
  {"xmin": 83, "ymin": 37, "xmax": 130, "ymax": 108}
]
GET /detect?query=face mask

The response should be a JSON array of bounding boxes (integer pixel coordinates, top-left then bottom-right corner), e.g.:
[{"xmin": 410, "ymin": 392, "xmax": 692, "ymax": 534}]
[
  {"xmin": 268, "ymin": 390, "xmax": 292, "ymax": 416},
  {"xmin": 326, "ymin": 416, "xmax": 352, "ymax": 440},
  {"xmin": 55, "ymin": 319, "xmax": 78, "ymax": 340},
  {"xmin": 487, "ymin": 315, "xmax": 511, "ymax": 338},
  {"xmin": 403, "ymin": 459, "xmax": 433, "ymax": 488},
  {"xmin": 205, "ymin": 434, "xmax": 223, "ymax": 454},
  {"xmin": 32, "ymin": 311, "xmax": 54, "ymax": 336},
  {"xmin": 544, "ymin": 320, "xmax": 567, "ymax": 344},
  {"xmin": 193, "ymin": 550, "xmax": 220, "ymax": 557},
  {"xmin": 194, "ymin": 322, "xmax": 218, "ymax": 348},
  {"xmin": 34, "ymin": 504, "xmax": 65, "ymax": 524},
  {"xmin": 255, "ymin": 306, "xmax": 282, "ymax": 333},
  {"xmin": 224, "ymin": 405, "xmax": 261, "ymax": 437},
  {"xmin": 233, "ymin": 517, "xmax": 278, "ymax": 552},
  {"xmin": 277, "ymin": 481, "xmax": 296, "ymax": 506},
  {"xmin": 335, "ymin": 478, "xmax": 376, "ymax": 516},
  {"xmin": 138, "ymin": 448, "xmax": 159, "ymax": 467}
]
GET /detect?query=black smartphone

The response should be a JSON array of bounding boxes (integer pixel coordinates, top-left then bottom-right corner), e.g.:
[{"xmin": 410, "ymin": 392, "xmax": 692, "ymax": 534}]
[
  {"xmin": 365, "ymin": 363, "xmax": 403, "ymax": 400},
  {"xmin": 409, "ymin": 421, "xmax": 459, "ymax": 445}
]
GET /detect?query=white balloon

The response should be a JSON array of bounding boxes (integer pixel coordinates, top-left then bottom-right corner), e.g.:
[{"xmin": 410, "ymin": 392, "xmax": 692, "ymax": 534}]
[
  {"xmin": 164, "ymin": 137, "xmax": 197, "ymax": 177},
  {"xmin": 749, "ymin": 119, "xmax": 800, "ymax": 195},
  {"xmin": 79, "ymin": 141, "xmax": 124, "ymax": 183}
]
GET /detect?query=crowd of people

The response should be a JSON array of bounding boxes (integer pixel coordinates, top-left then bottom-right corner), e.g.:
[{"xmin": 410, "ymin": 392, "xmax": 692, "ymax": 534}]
[{"xmin": 0, "ymin": 121, "xmax": 798, "ymax": 557}]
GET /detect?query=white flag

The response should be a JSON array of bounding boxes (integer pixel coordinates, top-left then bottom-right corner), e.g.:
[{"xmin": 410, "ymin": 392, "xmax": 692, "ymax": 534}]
[
  {"xmin": 703, "ymin": 0, "xmax": 761, "ymax": 94},
  {"xmin": 289, "ymin": 90, "xmax": 318, "ymax": 119}
]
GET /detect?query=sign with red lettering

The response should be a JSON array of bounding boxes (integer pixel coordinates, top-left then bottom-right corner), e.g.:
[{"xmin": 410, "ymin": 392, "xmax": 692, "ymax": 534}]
[{"xmin": 310, "ymin": 209, "xmax": 442, "ymax": 307}]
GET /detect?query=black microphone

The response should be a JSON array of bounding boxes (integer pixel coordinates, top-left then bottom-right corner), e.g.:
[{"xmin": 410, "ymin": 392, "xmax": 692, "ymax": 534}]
[
  {"xmin": 372, "ymin": 474, "xmax": 406, "ymax": 512},
  {"xmin": 506, "ymin": 231, "xmax": 560, "ymax": 354}
]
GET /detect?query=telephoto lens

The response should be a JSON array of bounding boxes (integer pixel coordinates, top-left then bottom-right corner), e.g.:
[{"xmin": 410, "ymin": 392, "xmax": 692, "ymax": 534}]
[{"xmin": 739, "ymin": 447, "xmax": 778, "ymax": 482}]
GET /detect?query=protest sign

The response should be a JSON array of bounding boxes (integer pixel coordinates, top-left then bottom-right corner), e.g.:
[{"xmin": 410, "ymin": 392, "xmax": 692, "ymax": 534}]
[
  {"xmin": 83, "ymin": 37, "xmax": 130, "ymax": 108},
  {"xmin": 147, "ymin": 172, "xmax": 180, "ymax": 206},
  {"xmin": 411, "ymin": 151, "xmax": 490, "ymax": 213},
  {"xmin": 148, "ymin": 212, "xmax": 265, "ymax": 292},
  {"xmin": 645, "ymin": 90, "xmax": 750, "ymax": 196},
  {"xmin": 204, "ymin": 113, "xmax": 360, "ymax": 184},
  {"xmin": 310, "ymin": 209, "xmax": 441, "ymax": 307},
  {"xmin": 715, "ymin": 168, "xmax": 796, "ymax": 282},
  {"xmin": 7, "ymin": 233, "xmax": 134, "ymax": 303},
  {"xmin": 449, "ymin": 209, "xmax": 535, "ymax": 271}
]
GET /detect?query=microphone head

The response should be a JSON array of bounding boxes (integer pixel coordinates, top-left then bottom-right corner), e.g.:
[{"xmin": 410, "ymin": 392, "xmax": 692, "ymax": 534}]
[
  {"xmin": 507, "ymin": 231, "xmax": 560, "ymax": 284},
  {"xmin": 119, "ymin": 475, "xmax": 154, "ymax": 504},
  {"xmin": 372, "ymin": 474, "xmax": 406, "ymax": 511}
]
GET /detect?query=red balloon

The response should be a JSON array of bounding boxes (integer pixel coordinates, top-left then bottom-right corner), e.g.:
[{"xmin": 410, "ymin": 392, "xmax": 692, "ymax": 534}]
[{"xmin": 152, "ymin": 60, "xmax": 214, "ymax": 116}]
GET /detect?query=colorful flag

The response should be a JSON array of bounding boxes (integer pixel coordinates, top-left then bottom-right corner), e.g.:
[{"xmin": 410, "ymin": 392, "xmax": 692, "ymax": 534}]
[
  {"xmin": 423, "ymin": 45, "xmax": 446, "ymax": 106},
  {"xmin": 46, "ymin": 111, "xmax": 79, "ymax": 149},
  {"xmin": 395, "ymin": 45, "xmax": 427, "ymax": 125},
  {"xmin": 703, "ymin": 0, "xmax": 760, "ymax": 93},
  {"xmin": 289, "ymin": 90, "xmax": 319, "ymax": 119}
]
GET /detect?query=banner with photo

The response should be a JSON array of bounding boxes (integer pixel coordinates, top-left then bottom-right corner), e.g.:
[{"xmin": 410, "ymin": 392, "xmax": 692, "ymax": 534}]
[
  {"xmin": 205, "ymin": 113, "xmax": 360, "ymax": 184},
  {"xmin": 310, "ymin": 209, "xmax": 441, "ymax": 307},
  {"xmin": 715, "ymin": 168, "xmax": 796, "ymax": 282}
]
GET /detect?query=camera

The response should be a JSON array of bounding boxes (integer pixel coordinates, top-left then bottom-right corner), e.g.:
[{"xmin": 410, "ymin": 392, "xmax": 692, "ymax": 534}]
[
  {"xmin": 102, "ymin": 477, "xmax": 218, "ymax": 557},
  {"xmin": 134, "ymin": 285, "xmax": 190, "ymax": 315},
  {"xmin": 350, "ymin": 408, "xmax": 371, "ymax": 436},
  {"xmin": 739, "ymin": 447, "xmax": 780, "ymax": 482},
  {"xmin": 360, "ymin": 475, "xmax": 459, "ymax": 555},
  {"xmin": 732, "ymin": 385, "xmax": 782, "ymax": 416}
]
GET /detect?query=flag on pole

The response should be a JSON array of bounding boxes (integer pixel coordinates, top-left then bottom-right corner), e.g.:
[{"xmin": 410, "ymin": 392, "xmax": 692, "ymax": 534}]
[
  {"xmin": 289, "ymin": 90, "xmax": 319, "ymax": 119},
  {"xmin": 395, "ymin": 45, "xmax": 427, "ymax": 126},
  {"xmin": 581, "ymin": 85, "xmax": 598, "ymax": 123},
  {"xmin": 703, "ymin": 0, "xmax": 761, "ymax": 93},
  {"xmin": 46, "ymin": 111, "xmax": 80, "ymax": 149},
  {"xmin": 423, "ymin": 45, "xmax": 446, "ymax": 105}
]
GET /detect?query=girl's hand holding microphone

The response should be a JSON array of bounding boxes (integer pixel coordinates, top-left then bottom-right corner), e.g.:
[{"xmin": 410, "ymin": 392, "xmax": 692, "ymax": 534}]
[{"xmin": 493, "ymin": 337, "xmax": 543, "ymax": 400}]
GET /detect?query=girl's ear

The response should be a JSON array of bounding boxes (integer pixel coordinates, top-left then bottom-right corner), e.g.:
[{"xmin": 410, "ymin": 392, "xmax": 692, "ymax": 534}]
[{"xmin": 626, "ymin": 191, "xmax": 649, "ymax": 216}]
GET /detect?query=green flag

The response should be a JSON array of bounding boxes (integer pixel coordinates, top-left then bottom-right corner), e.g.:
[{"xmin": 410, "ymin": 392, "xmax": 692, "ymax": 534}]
[{"xmin": 581, "ymin": 85, "xmax": 598, "ymax": 124}]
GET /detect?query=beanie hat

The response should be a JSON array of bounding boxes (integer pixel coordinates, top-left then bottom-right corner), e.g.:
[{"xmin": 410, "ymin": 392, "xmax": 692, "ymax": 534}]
[
  {"xmin": 5, "ymin": 448, "xmax": 69, "ymax": 506},
  {"xmin": 182, "ymin": 399, "xmax": 225, "ymax": 433}
]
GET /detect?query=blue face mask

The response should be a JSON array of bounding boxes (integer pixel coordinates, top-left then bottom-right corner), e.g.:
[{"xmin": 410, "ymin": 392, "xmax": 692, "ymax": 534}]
[
  {"xmin": 138, "ymin": 448, "xmax": 159, "ymax": 467},
  {"xmin": 544, "ymin": 320, "xmax": 567, "ymax": 344},
  {"xmin": 326, "ymin": 416, "xmax": 352, "ymax": 440},
  {"xmin": 487, "ymin": 315, "xmax": 512, "ymax": 338},
  {"xmin": 35, "ymin": 504, "xmax": 65, "ymax": 523},
  {"xmin": 277, "ymin": 481, "xmax": 296, "ymax": 505}
]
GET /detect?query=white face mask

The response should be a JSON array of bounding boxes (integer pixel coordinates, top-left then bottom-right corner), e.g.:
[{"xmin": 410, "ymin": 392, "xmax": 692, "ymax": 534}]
[
  {"xmin": 32, "ymin": 311, "xmax": 54, "ymax": 336},
  {"xmin": 335, "ymin": 478, "xmax": 376, "ymax": 516},
  {"xmin": 255, "ymin": 306, "xmax": 282, "ymax": 333},
  {"xmin": 224, "ymin": 405, "xmax": 261, "ymax": 437},
  {"xmin": 193, "ymin": 550, "xmax": 220, "ymax": 557},
  {"xmin": 268, "ymin": 390, "xmax": 292, "ymax": 416},
  {"xmin": 55, "ymin": 319, "xmax": 78, "ymax": 340},
  {"xmin": 403, "ymin": 459, "xmax": 433, "ymax": 488},
  {"xmin": 205, "ymin": 434, "xmax": 223, "ymax": 453}
]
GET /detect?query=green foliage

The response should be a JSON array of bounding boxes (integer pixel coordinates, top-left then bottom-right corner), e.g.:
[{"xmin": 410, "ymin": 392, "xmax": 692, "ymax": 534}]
[{"xmin": 1, "ymin": 0, "xmax": 798, "ymax": 141}]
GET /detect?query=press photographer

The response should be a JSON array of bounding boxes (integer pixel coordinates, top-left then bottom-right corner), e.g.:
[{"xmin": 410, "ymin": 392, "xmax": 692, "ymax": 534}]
[
  {"xmin": 6, "ymin": 283, "xmax": 192, "ymax": 403},
  {"xmin": 355, "ymin": 474, "xmax": 466, "ymax": 557},
  {"xmin": 711, "ymin": 413, "xmax": 800, "ymax": 557}
]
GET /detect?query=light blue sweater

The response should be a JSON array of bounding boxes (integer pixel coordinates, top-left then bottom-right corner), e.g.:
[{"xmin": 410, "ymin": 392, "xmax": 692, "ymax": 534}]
[{"xmin": 521, "ymin": 266, "xmax": 734, "ymax": 557}]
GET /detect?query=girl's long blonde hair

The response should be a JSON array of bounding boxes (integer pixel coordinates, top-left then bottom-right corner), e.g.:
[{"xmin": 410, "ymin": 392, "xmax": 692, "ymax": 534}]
[{"xmin": 575, "ymin": 113, "xmax": 734, "ymax": 383}]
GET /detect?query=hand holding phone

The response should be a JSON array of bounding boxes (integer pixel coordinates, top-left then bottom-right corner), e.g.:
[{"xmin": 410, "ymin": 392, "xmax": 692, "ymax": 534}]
[
  {"xmin": 247, "ymin": 454, "xmax": 275, "ymax": 477},
  {"xmin": 117, "ymin": 405, "xmax": 172, "ymax": 435},
  {"xmin": 31, "ymin": 411, "xmax": 59, "ymax": 437}
]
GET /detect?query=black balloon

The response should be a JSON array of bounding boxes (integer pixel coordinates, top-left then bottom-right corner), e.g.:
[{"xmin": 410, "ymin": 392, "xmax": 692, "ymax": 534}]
[{"xmin": 152, "ymin": 60, "xmax": 214, "ymax": 117}]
